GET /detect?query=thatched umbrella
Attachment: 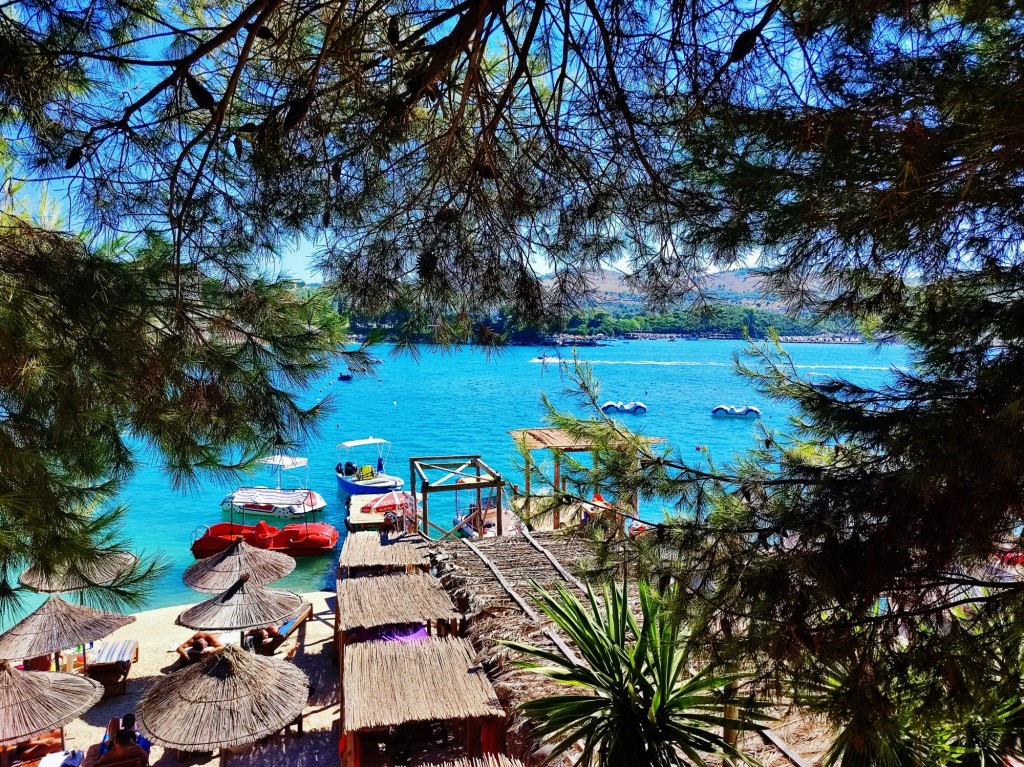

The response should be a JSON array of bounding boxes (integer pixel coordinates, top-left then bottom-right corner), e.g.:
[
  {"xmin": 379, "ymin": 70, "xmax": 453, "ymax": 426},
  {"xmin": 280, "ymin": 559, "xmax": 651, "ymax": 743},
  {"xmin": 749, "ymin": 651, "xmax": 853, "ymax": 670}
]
[
  {"xmin": 176, "ymin": 576, "xmax": 304, "ymax": 632},
  {"xmin": 0, "ymin": 596, "xmax": 135, "ymax": 661},
  {"xmin": 19, "ymin": 551, "xmax": 138, "ymax": 594},
  {"xmin": 137, "ymin": 644, "xmax": 308, "ymax": 753},
  {"xmin": 182, "ymin": 540, "xmax": 295, "ymax": 593},
  {"xmin": 0, "ymin": 660, "xmax": 103, "ymax": 746}
]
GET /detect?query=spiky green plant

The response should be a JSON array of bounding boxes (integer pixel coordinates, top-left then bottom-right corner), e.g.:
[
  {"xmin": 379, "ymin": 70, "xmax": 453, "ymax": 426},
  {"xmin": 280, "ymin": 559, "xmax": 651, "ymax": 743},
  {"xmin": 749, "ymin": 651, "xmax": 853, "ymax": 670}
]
[{"xmin": 503, "ymin": 580, "xmax": 764, "ymax": 767}]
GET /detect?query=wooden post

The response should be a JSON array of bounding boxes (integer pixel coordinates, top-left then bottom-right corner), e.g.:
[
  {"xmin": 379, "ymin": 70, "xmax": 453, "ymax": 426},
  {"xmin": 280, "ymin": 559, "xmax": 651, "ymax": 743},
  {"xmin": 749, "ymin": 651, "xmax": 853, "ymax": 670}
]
[
  {"xmin": 466, "ymin": 718, "xmax": 482, "ymax": 757},
  {"xmin": 524, "ymin": 452, "xmax": 532, "ymax": 519},
  {"xmin": 421, "ymin": 484, "xmax": 429, "ymax": 536},
  {"xmin": 409, "ymin": 461, "xmax": 418, "ymax": 532},
  {"xmin": 553, "ymin": 454, "xmax": 561, "ymax": 530},
  {"xmin": 495, "ymin": 480, "xmax": 503, "ymax": 537},
  {"xmin": 475, "ymin": 486, "xmax": 483, "ymax": 535}
]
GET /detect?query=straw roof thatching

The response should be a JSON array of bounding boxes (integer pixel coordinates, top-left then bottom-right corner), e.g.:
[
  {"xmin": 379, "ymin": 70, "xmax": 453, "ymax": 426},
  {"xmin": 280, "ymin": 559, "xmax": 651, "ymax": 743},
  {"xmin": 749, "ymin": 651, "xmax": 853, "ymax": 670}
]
[
  {"xmin": 137, "ymin": 644, "xmax": 308, "ymax": 751},
  {"xmin": 338, "ymin": 531, "xmax": 429, "ymax": 570},
  {"xmin": 343, "ymin": 637, "xmax": 503, "ymax": 732},
  {"xmin": 336, "ymin": 574, "xmax": 460, "ymax": 632},
  {"xmin": 19, "ymin": 551, "xmax": 138, "ymax": 593},
  {"xmin": 0, "ymin": 660, "xmax": 103, "ymax": 746},
  {"xmin": 0, "ymin": 596, "xmax": 136, "ymax": 660},
  {"xmin": 429, "ymin": 757, "xmax": 526, "ymax": 767},
  {"xmin": 509, "ymin": 427, "xmax": 665, "ymax": 452},
  {"xmin": 176, "ymin": 577, "xmax": 306, "ymax": 631},
  {"xmin": 429, "ymin": 535, "xmax": 592, "ymax": 760},
  {"xmin": 182, "ymin": 540, "xmax": 295, "ymax": 593}
]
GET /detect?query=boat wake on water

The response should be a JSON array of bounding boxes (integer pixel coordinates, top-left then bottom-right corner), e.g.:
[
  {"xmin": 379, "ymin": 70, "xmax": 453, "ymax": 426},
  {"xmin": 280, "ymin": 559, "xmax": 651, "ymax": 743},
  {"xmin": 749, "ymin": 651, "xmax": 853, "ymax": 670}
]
[{"xmin": 530, "ymin": 358, "xmax": 891, "ymax": 371}]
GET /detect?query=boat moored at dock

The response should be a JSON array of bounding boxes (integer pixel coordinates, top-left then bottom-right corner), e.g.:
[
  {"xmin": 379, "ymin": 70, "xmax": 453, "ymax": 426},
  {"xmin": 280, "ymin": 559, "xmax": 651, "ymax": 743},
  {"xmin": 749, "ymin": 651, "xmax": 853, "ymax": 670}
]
[
  {"xmin": 335, "ymin": 437, "xmax": 404, "ymax": 494},
  {"xmin": 190, "ymin": 519, "xmax": 339, "ymax": 558},
  {"xmin": 221, "ymin": 486, "xmax": 327, "ymax": 518},
  {"xmin": 223, "ymin": 455, "xmax": 327, "ymax": 518}
]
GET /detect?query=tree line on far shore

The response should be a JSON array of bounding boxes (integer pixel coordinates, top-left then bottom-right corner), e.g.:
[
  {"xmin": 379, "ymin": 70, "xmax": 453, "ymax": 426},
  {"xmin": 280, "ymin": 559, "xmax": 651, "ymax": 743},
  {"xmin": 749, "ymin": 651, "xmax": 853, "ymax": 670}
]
[{"xmin": 345, "ymin": 305, "xmax": 854, "ymax": 344}]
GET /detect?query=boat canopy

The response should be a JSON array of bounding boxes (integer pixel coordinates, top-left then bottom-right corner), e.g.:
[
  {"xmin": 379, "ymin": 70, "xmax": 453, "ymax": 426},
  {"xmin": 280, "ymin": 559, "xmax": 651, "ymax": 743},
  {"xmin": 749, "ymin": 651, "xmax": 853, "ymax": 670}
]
[
  {"xmin": 338, "ymin": 437, "xmax": 391, "ymax": 449},
  {"xmin": 225, "ymin": 487, "xmax": 319, "ymax": 506},
  {"xmin": 258, "ymin": 455, "xmax": 308, "ymax": 470}
]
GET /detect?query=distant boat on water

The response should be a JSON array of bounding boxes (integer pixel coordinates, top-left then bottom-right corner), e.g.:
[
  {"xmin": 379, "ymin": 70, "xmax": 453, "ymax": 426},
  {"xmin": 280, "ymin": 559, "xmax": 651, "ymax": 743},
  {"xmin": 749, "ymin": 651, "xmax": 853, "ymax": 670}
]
[
  {"xmin": 601, "ymin": 401, "xmax": 648, "ymax": 415},
  {"xmin": 711, "ymin": 404, "xmax": 761, "ymax": 418}
]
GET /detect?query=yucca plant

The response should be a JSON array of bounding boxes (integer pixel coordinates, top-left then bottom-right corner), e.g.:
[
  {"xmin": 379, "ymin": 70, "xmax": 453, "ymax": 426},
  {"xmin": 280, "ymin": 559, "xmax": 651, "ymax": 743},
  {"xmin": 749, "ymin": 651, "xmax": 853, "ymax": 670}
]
[{"xmin": 502, "ymin": 580, "xmax": 764, "ymax": 767}]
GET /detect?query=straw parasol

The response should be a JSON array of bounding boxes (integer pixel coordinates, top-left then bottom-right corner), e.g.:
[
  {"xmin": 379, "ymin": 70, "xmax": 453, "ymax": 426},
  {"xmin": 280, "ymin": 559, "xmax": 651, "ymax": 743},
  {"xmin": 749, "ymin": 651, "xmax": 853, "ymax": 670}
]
[
  {"xmin": 182, "ymin": 540, "xmax": 295, "ymax": 593},
  {"xmin": 0, "ymin": 660, "xmax": 103, "ymax": 746},
  {"xmin": 0, "ymin": 596, "xmax": 135, "ymax": 661},
  {"xmin": 137, "ymin": 644, "xmax": 308, "ymax": 752},
  {"xmin": 176, "ymin": 576, "xmax": 305, "ymax": 631},
  {"xmin": 18, "ymin": 551, "xmax": 138, "ymax": 593}
]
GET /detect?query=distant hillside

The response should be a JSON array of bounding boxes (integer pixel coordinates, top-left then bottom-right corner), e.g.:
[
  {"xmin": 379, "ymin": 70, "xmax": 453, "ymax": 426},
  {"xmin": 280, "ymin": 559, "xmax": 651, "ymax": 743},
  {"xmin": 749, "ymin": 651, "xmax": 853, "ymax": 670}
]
[{"xmin": 549, "ymin": 268, "xmax": 782, "ymax": 311}]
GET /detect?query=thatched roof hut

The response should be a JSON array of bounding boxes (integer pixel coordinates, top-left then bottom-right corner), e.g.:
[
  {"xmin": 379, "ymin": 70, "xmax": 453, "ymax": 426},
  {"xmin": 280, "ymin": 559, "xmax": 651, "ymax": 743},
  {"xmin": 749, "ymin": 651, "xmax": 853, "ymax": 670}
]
[
  {"xmin": 182, "ymin": 540, "xmax": 295, "ymax": 593},
  {"xmin": 176, "ymin": 577, "xmax": 306, "ymax": 631},
  {"xmin": 19, "ymin": 551, "xmax": 138, "ymax": 593},
  {"xmin": 0, "ymin": 596, "xmax": 135, "ymax": 660},
  {"xmin": 137, "ymin": 644, "xmax": 308, "ymax": 752},
  {"xmin": 337, "ymin": 532, "xmax": 430, "ymax": 575},
  {"xmin": 429, "ymin": 535, "xmax": 593, "ymax": 761},
  {"xmin": 0, "ymin": 660, "xmax": 103, "ymax": 745},
  {"xmin": 336, "ymin": 574, "xmax": 460, "ymax": 632},
  {"xmin": 342, "ymin": 637, "xmax": 503, "ymax": 733}
]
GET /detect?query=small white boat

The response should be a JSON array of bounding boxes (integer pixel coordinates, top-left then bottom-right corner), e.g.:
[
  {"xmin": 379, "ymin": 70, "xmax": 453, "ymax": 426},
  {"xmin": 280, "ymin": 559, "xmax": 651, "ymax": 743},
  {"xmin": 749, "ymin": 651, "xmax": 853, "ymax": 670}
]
[
  {"xmin": 223, "ymin": 456, "xmax": 327, "ymax": 518},
  {"xmin": 335, "ymin": 437, "xmax": 405, "ymax": 495},
  {"xmin": 711, "ymin": 404, "xmax": 762, "ymax": 418},
  {"xmin": 601, "ymin": 401, "xmax": 648, "ymax": 415}
]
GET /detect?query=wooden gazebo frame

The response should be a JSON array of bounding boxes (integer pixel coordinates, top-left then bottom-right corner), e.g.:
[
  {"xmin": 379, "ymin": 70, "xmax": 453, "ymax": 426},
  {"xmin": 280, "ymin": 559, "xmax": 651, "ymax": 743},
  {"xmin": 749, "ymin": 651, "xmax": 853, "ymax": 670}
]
[
  {"xmin": 508, "ymin": 427, "xmax": 665, "ymax": 528},
  {"xmin": 409, "ymin": 455, "xmax": 505, "ymax": 539}
]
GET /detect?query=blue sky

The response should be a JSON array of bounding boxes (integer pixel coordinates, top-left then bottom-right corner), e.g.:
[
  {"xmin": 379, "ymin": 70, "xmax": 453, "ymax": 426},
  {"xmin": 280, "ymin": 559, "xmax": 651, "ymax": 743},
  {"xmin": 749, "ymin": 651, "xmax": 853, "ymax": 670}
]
[{"xmin": 281, "ymin": 239, "xmax": 320, "ymax": 282}]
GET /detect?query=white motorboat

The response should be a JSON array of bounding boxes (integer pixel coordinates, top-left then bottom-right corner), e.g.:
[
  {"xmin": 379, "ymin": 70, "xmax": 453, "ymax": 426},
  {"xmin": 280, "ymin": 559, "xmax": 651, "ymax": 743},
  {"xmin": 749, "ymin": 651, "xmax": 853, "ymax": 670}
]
[
  {"xmin": 222, "ymin": 456, "xmax": 327, "ymax": 518},
  {"xmin": 335, "ymin": 437, "xmax": 405, "ymax": 495}
]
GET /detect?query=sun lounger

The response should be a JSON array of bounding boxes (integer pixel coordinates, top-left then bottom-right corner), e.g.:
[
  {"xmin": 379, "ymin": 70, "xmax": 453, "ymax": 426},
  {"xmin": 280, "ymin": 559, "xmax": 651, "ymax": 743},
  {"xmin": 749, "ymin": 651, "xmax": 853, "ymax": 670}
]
[
  {"xmin": 255, "ymin": 603, "xmax": 313, "ymax": 656},
  {"xmin": 84, "ymin": 639, "xmax": 138, "ymax": 698}
]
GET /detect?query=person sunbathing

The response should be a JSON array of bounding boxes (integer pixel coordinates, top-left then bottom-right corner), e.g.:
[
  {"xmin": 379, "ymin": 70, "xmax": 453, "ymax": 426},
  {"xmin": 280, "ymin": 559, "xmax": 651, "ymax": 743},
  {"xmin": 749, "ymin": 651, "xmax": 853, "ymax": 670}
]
[
  {"xmin": 11, "ymin": 729, "xmax": 61, "ymax": 760},
  {"xmin": 101, "ymin": 713, "xmax": 151, "ymax": 756},
  {"xmin": 243, "ymin": 625, "xmax": 282, "ymax": 651},
  {"xmin": 97, "ymin": 729, "xmax": 148, "ymax": 766},
  {"xmin": 176, "ymin": 631, "xmax": 223, "ymax": 661}
]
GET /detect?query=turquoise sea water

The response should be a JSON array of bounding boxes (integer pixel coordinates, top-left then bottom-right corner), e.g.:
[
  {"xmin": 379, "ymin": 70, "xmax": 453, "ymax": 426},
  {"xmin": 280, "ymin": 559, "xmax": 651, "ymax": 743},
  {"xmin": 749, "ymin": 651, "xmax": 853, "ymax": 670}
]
[{"xmin": 29, "ymin": 339, "xmax": 915, "ymax": 615}]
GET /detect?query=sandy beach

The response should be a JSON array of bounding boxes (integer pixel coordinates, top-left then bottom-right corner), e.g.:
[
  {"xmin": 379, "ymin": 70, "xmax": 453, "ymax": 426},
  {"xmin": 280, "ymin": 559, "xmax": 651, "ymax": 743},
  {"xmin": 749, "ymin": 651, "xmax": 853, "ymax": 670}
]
[{"xmin": 61, "ymin": 590, "xmax": 338, "ymax": 767}]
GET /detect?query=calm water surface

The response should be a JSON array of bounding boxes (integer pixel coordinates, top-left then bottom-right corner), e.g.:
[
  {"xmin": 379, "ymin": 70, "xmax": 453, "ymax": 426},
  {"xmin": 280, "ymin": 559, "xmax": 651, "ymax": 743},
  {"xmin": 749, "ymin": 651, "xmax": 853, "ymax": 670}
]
[{"xmin": 19, "ymin": 339, "xmax": 914, "ymax": 617}]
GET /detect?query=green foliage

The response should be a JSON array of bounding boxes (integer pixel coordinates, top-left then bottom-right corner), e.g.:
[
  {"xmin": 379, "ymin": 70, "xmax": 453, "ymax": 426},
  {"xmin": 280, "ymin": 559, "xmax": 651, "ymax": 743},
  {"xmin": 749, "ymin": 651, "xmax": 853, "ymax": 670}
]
[
  {"xmin": 530, "ymin": 341, "xmax": 1024, "ymax": 765},
  {"xmin": 0, "ymin": 214, "xmax": 349, "ymax": 617},
  {"xmin": 503, "ymin": 580, "xmax": 764, "ymax": 767}
]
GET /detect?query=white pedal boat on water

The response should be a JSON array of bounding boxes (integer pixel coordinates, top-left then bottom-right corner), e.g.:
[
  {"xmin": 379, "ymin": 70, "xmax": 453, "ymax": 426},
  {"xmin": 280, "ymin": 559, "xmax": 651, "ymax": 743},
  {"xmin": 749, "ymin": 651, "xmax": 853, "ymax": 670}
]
[
  {"xmin": 223, "ymin": 455, "xmax": 327, "ymax": 518},
  {"xmin": 335, "ymin": 437, "xmax": 405, "ymax": 495},
  {"xmin": 601, "ymin": 400, "xmax": 648, "ymax": 414},
  {"xmin": 711, "ymin": 404, "xmax": 762, "ymax": 418}
]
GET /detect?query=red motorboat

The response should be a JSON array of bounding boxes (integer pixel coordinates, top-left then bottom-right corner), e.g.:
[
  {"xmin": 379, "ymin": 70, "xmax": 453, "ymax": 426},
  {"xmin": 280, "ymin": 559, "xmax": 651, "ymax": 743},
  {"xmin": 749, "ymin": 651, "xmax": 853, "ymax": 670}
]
[{"xmin": 190, "ymin": 520, "xmax": 339, "ymax": 559}]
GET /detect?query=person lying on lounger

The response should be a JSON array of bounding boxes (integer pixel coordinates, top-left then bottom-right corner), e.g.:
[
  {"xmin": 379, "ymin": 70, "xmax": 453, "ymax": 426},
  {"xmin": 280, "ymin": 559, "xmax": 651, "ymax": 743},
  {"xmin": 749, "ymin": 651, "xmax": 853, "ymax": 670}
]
[
  {"xmin": 97, "ymin": 729, "xmax": 149, "ymax": 766},
  {"xmin": 242, "ymin": 625, "xmax": 282, "ymax": 651},
  {"xmin": 176, "ymin": 631, "xmax": 223, "ymax": 661}
]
